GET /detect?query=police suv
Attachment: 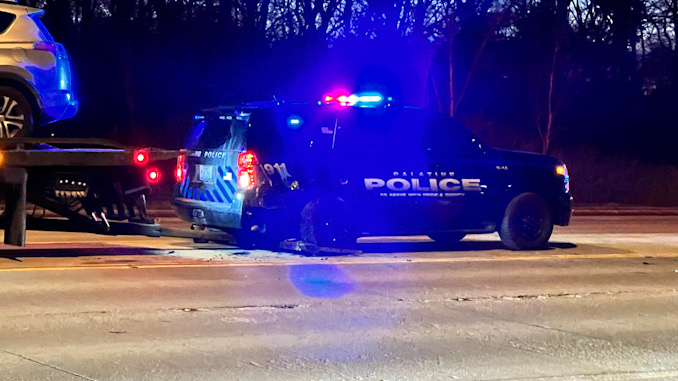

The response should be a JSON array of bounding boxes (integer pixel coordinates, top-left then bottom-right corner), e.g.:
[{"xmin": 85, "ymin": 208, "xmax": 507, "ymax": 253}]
[{"xmin": 172, "ymin": 94, "xmax": 572, "ymax": 251}]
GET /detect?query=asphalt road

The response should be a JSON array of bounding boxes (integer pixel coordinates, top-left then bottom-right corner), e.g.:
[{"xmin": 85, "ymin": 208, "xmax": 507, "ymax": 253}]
[{"xmin": 1, "ymin": 215, "xmax": 678, "ymax": 380}]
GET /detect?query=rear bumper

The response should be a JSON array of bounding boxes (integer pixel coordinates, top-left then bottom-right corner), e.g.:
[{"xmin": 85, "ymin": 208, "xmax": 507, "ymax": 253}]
[
  {"xmin": 40, "ymin": 90, "xmax": 78, "ymax": 124},
  {"xmin": 172, "ymin": 197, "xmax": 243, "ymax": 229}
]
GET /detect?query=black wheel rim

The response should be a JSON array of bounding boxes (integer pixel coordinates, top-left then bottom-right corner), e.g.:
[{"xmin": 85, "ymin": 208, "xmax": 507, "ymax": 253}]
[{"xmin": 515, "ymin": 207, "xmax": 546, "ymax": 241}]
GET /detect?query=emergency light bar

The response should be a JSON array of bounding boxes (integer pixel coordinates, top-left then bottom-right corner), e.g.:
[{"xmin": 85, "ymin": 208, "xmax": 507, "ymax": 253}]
[{"xmin": 323, "ymin": 92, "xmax": 391, "ymax": 107}]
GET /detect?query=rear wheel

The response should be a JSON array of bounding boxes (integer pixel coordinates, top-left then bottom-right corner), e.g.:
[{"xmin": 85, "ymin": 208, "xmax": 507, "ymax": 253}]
[
  {"xmin": 499, "ymin": 193, "xmax": 553, "ymax": 250},
  {"xmin": 0, "ymin": 86, "xmax": 34, "ymax": 138},
  {"xmin": 300, "ymin": 198, "xmax": 357, "ymax": 254}
]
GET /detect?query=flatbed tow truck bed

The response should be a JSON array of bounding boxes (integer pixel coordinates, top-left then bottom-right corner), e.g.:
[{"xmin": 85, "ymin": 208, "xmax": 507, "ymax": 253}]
[{"xmin": 0, "ymin": 138, "xmax": 233, "ymax": 246}]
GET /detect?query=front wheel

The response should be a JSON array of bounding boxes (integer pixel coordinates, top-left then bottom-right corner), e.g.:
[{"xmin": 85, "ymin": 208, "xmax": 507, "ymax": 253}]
[
  {"xmin": 0, "ymin": 86, "xmax": 34, "ymax": 138},
  {"xmin": 499, "ymin": 193, "xmax": 553, "ymax": 250}
]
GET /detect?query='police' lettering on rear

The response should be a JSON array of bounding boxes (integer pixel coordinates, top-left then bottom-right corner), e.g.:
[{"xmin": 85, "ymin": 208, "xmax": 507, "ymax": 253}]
[{"xmin": 203, "ymin": 151, "xmax": 228, "ymax": 159}]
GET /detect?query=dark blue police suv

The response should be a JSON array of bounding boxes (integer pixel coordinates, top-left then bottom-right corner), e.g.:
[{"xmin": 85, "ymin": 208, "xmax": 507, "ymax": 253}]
[{"xmin": 172, "ymin": 94, "xmax": 572, "ymax": 252}]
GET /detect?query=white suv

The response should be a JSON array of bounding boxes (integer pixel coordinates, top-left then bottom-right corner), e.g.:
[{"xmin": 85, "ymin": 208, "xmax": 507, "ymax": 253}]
[{"xmin": 0, "ymin": 1, "xmax": 77, "ymax": 137}]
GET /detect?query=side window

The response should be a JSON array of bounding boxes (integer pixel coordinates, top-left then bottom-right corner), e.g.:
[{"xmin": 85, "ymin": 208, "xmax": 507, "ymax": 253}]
[
  {"xmin": 423, "ymin": 112, "xmax": 484, "ymax": 159},
  {"xmin": 335, "ymin": 108, "xmax": 426, "ymax": 167},
  {"xmin": 0, "ymin": 12, "xmax": 16, "ymax": 34}
]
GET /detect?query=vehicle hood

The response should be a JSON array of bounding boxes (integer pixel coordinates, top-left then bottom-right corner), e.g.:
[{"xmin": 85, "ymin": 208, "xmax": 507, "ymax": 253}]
[{"xmin": 491, "ymin": 148, "xmax": 563, "ymax": 167}]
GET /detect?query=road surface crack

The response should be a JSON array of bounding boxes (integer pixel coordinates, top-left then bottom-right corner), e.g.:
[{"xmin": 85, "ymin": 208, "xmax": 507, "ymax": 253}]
[{"xmin": 1, "ymin": 348, "xmax": 97, "ymax": 380}]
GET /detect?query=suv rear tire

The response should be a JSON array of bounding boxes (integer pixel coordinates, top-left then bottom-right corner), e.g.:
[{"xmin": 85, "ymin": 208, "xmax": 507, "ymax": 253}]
[
  {"xmin": 499, "ymin": 193, "xmax": 553, "ymax": 250},
  {"xmin": 0, "ymin": 86, "xmax": 34, "ymax": 137}
]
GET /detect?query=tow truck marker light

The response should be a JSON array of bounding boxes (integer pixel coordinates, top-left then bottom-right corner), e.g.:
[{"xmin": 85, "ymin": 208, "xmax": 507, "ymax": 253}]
[
  {"xmin": 146, "ymin": 168, "xmax": 161, "ymax": 184},
  {"xmin": 133, "ymin": 150, "xmax": 149, "ymax": 165}
]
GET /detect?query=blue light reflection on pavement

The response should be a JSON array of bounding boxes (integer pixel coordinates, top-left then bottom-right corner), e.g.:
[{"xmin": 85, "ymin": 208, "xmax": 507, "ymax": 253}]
[{"xmin": 287, "ymin": 264, "xmax": 356, "ymax": 299}]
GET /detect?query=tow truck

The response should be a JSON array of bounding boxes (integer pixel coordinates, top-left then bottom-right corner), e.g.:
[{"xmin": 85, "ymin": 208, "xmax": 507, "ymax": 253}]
[{"xmin": 0, "ymin": 137, "xmax": 231, "ymax": 246}]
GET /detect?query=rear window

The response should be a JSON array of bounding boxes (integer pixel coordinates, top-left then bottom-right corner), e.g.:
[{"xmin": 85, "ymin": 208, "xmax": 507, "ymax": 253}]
[
  {"xmin": 0, "ymin": 12, "xmax": 16, "ymax": 34},
  {"xmin": 183, "ymin": 115, "xmax": 248, "ymax": 151},
  {"xmin": 29, "ymin": 14, "xmax": 54, "ymax": 42}
]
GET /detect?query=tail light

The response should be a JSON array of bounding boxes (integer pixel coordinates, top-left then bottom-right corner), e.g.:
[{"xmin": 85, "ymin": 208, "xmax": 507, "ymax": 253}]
[
  {"xmin": 175, "ymin": 154, "xmax": 186, "ymax": 182},
  {"xmin": 237, "ymin": 151, "xmax": 257, "ymax": 190},
  {"xmin": 146, "ymin": 168, "xmax": 161, "ymax": 184},
  {"xmin": 133, "ymin": 149, "xmax": 149, "ymax": 165},
  {"xmin": 33, "ymin": 41, "xmax": 60, "ymax": 55}
]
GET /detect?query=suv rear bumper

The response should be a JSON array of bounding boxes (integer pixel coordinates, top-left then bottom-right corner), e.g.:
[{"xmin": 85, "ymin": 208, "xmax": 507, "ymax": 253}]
[
  {"xmin": 41, "ymin": 90, "xmax": 78, "ymax": 124},
  {"xmin": 172, "ymin": 197, "xmax": 243, "ymax": 229}
]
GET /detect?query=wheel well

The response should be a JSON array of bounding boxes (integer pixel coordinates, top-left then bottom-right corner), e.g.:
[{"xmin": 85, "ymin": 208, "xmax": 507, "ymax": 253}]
[{"xmin": 0, "ymin": 77, "xmax": 42, "ymax": 126}]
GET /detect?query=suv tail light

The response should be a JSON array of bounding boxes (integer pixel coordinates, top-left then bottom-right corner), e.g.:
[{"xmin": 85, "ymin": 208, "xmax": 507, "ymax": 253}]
[
  {"xmin": 237, "ymin": 151, "xmax": 257, "ymax": 190},
  {"xmin": 33, "ymin": 41, "xmax": 65, "ymax": 58},
  {"xmin": 175, "ymin": 154, "xmax": 186, "ymax": 182}
]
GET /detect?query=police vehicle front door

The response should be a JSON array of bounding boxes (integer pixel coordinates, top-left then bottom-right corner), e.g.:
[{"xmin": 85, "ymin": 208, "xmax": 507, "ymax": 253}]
[
  {"xmin": 335, "ymin": 108, "xmax": 462, "ymax": 234},
  {"xmin": 422, "ymin": 113, "xmax": 496, "ymax": 231}
]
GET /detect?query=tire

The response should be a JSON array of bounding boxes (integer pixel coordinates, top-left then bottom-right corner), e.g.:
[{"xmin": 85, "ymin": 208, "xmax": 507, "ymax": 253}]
[
  {"xmin": 499, "ymin": 193, "xmax": 554, "ymax": 250},
  {"xmin": 428, "ymin": 233, "xmax": 466, "ymax": 244},
  {"xmin": 0, "ymin": 86, "xmax": 34, "ymax": 138},
  {"xmin": 300, "ymin": 198, "xmax": 357, "ymax": 254}
]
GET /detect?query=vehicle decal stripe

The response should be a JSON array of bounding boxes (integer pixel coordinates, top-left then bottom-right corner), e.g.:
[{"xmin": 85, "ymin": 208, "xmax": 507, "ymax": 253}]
[
  {"xmin": 224, "ymin": 167, "xmax": 236, "ymax": 194},
  {"xmin": 212, "ymin": 189, "xmax": 223, "ymax": 203},
  {"xmin": 215, "ymin": 179, "xmax": 233, "ymax": 203},
  {"xmin": 204, "ymin": 189, "xmax": 215, "ymax": 202},
  {"xmin": 181, "ymin": 176, "xmax": 190, "ymax": 197}
]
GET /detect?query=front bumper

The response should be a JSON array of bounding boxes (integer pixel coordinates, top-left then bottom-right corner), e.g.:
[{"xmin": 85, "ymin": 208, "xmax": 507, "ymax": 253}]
[{"xmin": 555, "ymin": 193, "xmax": 573, "ymax": 226}]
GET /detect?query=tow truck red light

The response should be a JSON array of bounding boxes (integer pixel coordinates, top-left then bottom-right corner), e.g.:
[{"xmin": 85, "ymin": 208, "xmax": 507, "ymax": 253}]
[
  {"xmin": 175, "ymin": 154, "xmax": 186, "ymax": 182},
  {"xmin": 146, "ymin": 168, "xmax": 161, "ymax": 184},
  {"xmin": 133, "ymin": 150, "xmax": 149, "ymax": 165},
  {"xmin": 237, "ymin": 151, "xmax": 257, "ymax": 190}
]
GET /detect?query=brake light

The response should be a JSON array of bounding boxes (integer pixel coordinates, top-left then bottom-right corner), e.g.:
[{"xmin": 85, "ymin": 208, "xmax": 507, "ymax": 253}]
[
  {"xmin": 33, "ymin": 41, "xmax": 59, "ymax": 55},
  {"xmin": 175, "ymin": 154, "xmax": 186, "ymax": 182},
  {"xmin": 146, "ymin": 168, "xmax": 161, "ymax": 184},
  {"xmin": 237, "ymin": 151, "xmax": 257, "ymax": 189},
  {"xmin": 133, "ymin": 150, "xmax": 149, "ymax": 165}
]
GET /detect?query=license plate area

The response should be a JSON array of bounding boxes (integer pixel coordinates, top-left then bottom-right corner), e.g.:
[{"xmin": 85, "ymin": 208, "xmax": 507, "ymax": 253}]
[{"xmin": 196, "ymin": 165, "xmax": 214, "ymax": 183}]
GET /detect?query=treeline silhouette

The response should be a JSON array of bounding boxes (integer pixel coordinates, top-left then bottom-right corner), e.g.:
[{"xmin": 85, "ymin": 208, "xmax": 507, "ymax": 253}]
[{"xmin": 25, "ymin": 0, "xmax": 678, "ymax": 204}]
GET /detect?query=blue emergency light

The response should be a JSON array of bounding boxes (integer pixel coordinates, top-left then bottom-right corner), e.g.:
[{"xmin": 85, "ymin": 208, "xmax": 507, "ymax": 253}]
[{"xmin": 323, "ymin": 92, "xmax": 391, "ymax": 107}]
